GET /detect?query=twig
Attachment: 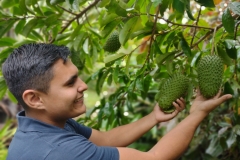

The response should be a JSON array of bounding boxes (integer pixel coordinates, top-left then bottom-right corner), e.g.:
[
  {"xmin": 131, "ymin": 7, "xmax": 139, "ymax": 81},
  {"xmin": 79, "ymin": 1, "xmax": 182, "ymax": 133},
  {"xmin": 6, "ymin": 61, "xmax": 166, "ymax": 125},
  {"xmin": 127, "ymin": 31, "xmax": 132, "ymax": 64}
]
[
  {"xmin": 211, "ymin": 27, "xmax": 217, "ymax": 55},
  {"xmin": 145, "ymin": 5, "xmax": 160, "ymax": 64},
  {"xmin": 191, "ymin": 7, "xmax": 202, "ymax": 46},
  {"xmin": 234, "ymin": 21, "xmax": 240, "ymax": 40},
  {"xmin": 142, "ymin": 13, "xmax": 213, "ymax": 30},
  {"xmin": 50, "ymin": 0, "xmax": 100, "ymax": 43},
  {"xmin": 57, "ymin": 5, "xmax": 78, "ymax": 16}
]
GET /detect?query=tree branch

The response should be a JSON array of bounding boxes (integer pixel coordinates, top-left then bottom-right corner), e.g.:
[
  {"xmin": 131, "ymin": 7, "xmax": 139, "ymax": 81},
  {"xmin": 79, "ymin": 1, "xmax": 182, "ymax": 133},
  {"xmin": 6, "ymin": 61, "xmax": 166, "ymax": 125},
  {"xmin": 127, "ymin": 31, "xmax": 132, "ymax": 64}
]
[
  {"xmin": 141, "ymin": 13, "xmax": 213, "ymax": 30},
  {"xmin": 190, "ymin": 7, "xmax": 202, "ymax": 46},
  {"xmin": 57, "ymin": 5, "xmax": 78, "ymax": 16},
  {"xmin": 145, "ymin": 5, "xmax": 160, "ymax": 64},
  {"xmin": 50, "ymin": 0, "xmax": 100, "ymax": 43}
]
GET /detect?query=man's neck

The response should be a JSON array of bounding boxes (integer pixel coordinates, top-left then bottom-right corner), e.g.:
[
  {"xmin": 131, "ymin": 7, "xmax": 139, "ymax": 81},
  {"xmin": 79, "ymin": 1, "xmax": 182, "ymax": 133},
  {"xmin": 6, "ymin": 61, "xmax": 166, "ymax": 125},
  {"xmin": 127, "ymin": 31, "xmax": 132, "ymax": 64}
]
[{"xmin": 25, "ymin": 111, "xmax": 66, "ymax": 128}]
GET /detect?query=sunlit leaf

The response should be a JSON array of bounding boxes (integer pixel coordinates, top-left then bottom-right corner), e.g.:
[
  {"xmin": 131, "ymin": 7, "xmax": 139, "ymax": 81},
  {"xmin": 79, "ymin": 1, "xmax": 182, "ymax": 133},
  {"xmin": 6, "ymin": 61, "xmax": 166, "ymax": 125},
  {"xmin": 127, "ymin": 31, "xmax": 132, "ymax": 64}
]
[
  {"xmin": 1, "ymin": 0, "xmax": 16, "ymax": 8},
  {"xmin": 104, "ymin": 52, "xmax": 126, "ymax": 64},
  {"xmin": 0, "ymin": 20, "xmax": 16, "ymax": 38},
  {"xmin": 119, "ymin": 17, "xmax": 139, "ymax": 45},
  {"xmin": 0, "ymin": 38, "xmax": 16, "ymax": 47},
  {"xmin": 21, "ymin": 19, "xmax": 38, "ymax": 37}
]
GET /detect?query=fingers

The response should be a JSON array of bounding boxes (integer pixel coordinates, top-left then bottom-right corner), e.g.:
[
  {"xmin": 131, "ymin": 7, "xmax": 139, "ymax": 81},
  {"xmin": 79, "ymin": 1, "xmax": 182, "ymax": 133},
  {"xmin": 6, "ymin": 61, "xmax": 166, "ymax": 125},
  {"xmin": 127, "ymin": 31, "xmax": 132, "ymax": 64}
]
[
  {"xmin": 213, "ymin": 94, "xmax": 232, "ymax": 106},
  {"xmin": 172, "ymin": 97, "xmax": 185, "ymax": 112}
]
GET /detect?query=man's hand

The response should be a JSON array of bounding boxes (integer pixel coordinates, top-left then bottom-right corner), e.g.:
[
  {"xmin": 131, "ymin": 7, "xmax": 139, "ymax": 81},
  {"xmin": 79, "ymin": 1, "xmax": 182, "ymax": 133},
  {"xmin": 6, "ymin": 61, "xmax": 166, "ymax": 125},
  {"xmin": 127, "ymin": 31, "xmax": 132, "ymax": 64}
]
[
  {"xmin": 190, "ymin": 89, "xmax": 232, "ymax": 115},
  {"xmin": 153, "ymin": 97, "xmax": 186, "ymax": 122}
]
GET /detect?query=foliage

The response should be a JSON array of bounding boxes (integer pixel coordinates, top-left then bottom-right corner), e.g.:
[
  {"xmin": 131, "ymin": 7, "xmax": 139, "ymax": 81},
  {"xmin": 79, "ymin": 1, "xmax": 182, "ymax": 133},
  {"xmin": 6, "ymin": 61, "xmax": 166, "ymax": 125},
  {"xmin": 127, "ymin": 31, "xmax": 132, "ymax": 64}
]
[
  {"xmin": 0, "ymin": 0, "xmax": 240, "ymax": 159},
  {"xmin": 0, "ymin": 119, "xmax": 16, "ymax": 160}
]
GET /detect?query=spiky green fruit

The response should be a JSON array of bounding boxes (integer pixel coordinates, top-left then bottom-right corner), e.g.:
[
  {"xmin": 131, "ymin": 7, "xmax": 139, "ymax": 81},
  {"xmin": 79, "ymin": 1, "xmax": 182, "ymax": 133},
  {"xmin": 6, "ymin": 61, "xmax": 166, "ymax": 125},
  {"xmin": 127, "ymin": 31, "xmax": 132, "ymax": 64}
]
[
  {"xmin": 197, "ymin": 55, "xmax": 224, "ymax": 98},
  {"xmin": 155, "ymin": 74, "xmax": 189, "ymax": 113},
  {"xmin": 103, "ymin": 31, "xmax": 121, "ymax": 53}
]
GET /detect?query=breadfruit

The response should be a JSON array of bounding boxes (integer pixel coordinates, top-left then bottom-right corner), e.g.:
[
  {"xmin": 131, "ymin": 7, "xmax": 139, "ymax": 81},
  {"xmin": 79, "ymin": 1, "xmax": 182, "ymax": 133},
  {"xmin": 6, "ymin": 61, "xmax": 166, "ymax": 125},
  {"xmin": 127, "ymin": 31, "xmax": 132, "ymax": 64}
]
[
  {"xmin": 103, "ymin": 31, "xmax": 121, "ymax": 53},
  {"xmin": 155, "ymin": 74, "xmax": 189, "ymax": 113},
  {"xmin": 197, "ymin": 55, "xmax": 224, "ymax": 98}
]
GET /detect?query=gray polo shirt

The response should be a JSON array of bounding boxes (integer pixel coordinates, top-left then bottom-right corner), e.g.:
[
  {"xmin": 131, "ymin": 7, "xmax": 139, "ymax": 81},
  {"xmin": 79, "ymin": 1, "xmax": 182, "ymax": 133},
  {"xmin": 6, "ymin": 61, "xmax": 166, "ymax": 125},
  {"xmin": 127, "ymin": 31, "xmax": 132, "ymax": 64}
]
[{"xmin": 7, "ymin": 111, "xmax": 119, "ymax": 160}]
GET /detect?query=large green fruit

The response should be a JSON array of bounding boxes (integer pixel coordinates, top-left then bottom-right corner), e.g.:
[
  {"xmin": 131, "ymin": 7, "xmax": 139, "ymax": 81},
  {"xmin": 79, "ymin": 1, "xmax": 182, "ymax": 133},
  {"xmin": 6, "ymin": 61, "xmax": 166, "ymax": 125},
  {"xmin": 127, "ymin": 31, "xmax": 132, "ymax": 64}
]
[
  {"xmin": 197, "ymin": 55, "xmax": 224, "ymax": 98},
  {"xmin": 155, "ymin": 74, "xmax": 189, "ymax": 113},
  {"xmin": 103, "ymin": 31, "xmax": 121, "ymax": 53}
]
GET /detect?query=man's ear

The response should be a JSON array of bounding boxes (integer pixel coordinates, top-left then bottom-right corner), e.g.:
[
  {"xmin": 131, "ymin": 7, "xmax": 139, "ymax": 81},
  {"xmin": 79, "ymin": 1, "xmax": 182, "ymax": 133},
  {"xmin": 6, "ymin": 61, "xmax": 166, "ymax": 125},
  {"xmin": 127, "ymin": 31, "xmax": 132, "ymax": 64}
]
[{"xmin": 22, "ymin": 90, "xmax": 45, "ymax": 110}]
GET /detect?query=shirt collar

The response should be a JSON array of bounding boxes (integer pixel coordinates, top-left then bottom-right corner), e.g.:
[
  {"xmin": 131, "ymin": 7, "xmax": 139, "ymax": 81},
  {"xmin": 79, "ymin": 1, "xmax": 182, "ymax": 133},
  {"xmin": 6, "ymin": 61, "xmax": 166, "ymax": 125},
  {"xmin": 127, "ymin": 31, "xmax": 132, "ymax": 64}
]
[{"xmin": 17, "ymin": 111, "xmax": 66, "ymax": 133}]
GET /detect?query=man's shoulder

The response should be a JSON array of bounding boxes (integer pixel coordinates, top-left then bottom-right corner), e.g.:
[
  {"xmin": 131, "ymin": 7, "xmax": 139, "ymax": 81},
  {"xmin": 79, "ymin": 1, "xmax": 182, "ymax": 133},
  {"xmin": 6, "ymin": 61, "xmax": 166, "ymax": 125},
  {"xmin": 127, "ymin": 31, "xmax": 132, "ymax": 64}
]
[{"xmin": 7, "ymin": 127, "xmax": 89, "ymax": 160}]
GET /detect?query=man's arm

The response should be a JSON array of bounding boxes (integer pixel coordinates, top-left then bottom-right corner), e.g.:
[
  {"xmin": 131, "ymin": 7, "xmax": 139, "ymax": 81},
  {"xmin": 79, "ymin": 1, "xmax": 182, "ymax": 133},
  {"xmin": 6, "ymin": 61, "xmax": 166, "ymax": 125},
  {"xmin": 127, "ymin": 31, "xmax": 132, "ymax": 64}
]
[
  {"xmin": 117, "ymin": 91, "xmax": 233, "ymax": 160},
  {"xmin": 89, "ymin": 98, "xmax": 185, "ymax": 147}
]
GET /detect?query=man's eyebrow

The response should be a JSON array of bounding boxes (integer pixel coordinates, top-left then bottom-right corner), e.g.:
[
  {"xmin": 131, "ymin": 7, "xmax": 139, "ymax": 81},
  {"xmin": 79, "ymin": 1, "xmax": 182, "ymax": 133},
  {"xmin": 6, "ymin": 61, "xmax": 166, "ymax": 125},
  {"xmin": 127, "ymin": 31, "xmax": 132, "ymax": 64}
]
[{"xmin": 63, "ymin": 74, "xmax": 78, "ymax": 85}]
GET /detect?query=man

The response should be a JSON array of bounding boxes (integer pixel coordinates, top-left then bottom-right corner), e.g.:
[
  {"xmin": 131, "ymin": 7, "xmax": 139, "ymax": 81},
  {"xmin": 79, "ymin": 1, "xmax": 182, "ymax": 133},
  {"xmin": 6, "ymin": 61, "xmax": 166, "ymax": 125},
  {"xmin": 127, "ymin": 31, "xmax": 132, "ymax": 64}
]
[{"xmin": 2, "ymin": 43, "xmax": 232, "ymax": 160}]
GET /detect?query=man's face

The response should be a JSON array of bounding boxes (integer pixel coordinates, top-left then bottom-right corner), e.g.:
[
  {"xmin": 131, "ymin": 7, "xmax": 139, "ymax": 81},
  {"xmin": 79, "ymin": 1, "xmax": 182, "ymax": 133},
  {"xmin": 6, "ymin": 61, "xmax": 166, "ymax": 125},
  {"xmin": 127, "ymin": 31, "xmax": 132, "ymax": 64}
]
[{"xmin": 41, "ymin": 59, "xmax": 88, "ymax": 121}]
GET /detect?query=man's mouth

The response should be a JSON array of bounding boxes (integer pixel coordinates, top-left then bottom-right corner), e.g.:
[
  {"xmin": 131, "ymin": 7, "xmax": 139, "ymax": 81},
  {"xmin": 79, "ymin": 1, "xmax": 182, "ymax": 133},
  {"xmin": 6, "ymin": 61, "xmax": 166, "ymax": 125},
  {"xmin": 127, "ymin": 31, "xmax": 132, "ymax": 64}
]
[{"xmin": 74, "ymin": 96, "xmax": 83, "ymax": 103}]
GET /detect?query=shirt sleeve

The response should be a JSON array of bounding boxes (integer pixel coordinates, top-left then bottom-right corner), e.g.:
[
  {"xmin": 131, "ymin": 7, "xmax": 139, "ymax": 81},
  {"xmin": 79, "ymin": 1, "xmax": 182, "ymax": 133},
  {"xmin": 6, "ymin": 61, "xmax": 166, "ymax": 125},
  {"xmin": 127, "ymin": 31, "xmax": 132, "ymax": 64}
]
[{"xmin": 65, "ymin": 119, "xmax": 92, "ymax": 139}]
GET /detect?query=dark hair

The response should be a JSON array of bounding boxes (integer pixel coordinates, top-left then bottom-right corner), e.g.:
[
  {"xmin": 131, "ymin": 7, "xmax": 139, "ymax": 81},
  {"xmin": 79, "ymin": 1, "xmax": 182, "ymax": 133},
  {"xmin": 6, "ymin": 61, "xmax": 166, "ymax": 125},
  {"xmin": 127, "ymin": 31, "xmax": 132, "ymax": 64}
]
[{"xmin": 2, "ymin": 43, "xmax": 71, "ymax": 108}]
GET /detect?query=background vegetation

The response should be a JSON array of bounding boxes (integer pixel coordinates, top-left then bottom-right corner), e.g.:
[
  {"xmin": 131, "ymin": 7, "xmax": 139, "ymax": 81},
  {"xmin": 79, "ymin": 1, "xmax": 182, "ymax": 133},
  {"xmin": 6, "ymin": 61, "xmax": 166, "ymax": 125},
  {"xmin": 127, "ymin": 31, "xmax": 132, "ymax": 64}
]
[{"xmin": 0, "ymin": 0, "xmax": 239, "ymax": 159}]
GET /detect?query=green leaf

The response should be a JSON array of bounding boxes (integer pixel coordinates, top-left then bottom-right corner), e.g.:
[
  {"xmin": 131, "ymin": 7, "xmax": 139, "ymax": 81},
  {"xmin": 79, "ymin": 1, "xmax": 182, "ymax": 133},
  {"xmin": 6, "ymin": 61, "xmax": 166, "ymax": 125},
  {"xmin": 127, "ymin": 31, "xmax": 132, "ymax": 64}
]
[
  {"xmin": 100, "ymin": 13, "xmax": 118, "ymax": 28},
  {"xmin": 15, "ymin": 20, "xmax": 26, "ymax": 34},
  {"xmin": 223, "ymin": 81, "xmax": 234, "ymax": 95},
  {"xmin": 0, "ymin": 20, "xmax": 16, "ymax": 38},
  {"xmin": 216, "ymin": 44, "xmax": 232, "ymax": 66},
  {"xmin": 98, "ymin": 0, "xmax": 111, "ymax": 8},
  {"xmin": 190, "ymin": 51, "xmax": 201, "ymax": 67},
  {"xmin": 172, "ymin": 0, "xmax": 185, "ymax": 14},
  {"xmin": 151, "ymin": 0, "xmax": 163, "ymax": 7},
  {"xmin": 156, "ymin": 51, "xmax": 177, "ymax": 66},
  {"xmin": 0, "ymin": 37, "xmax": 16, "ymax": 47},
  {"xmin": 185, "ymin": 0, "xmax": 195, "ymax": 20},
  {"xmin": 136, "ymin": 52, "xmax": 147, "ymax": 64},
  {"xmin": 228, "ymin": 2, "xmax": 240, "ymax": 15},
  {"xmin": 96, "ymin": 68, "xmax": 111, "ymax": 95},
  {"xmin": 224, "ymin": 39, "xmax": 237, "ymax": 59},
  {"xmin": 233, "ymin": 125, "xmax": 240, "ymax": 136},
  {"xmin": 8, "ymin": 90, "xmax": 18, "ymax": 103},
  {"xmin": 13, "ymin": 6, "xmax": 25, "ymax": 16},
  {"xmin": 70, "ymin": 49, "xmax": 85, "ymax": 70},
  {"xmin": 107, "ymin": 74, "xmax": 113, "ymax": 86},
  {"xmin": 70, "ymin": 25, "xmax": 83, "ymax": 39},
  {"xmin": 179, "ymin": 33, "xmax": 192, "ymax": 57},
  {"xmin": 113, "ymin": 65, "xmax": 120, "ymax": 84},
  {"xmin": 159, "ymin": 0, "xmax": 169, "ymax": 16},
  {"xmin": 50, "ymin": 0, "xmax": 65, "ymax": 5},
  {"xmin": 119, "ymin": 17, "xmax": 139, "ymax": 45},
  {"xmin": 21, "ymin": 19, "xmax": 38, "ymax": 37},
  {"xmin": 31, "ymin": 30, "xmax": 44, "ymax": 41},
  {"xmin": 44, "ymin": 14, "xmax": 61, "ymax": 27},
  {"xmin": 106, "ymin": 0, "xmax": 128, "ymax": 16},
  {"xmin": 19, "ymin": 0, "xmax": 35, "ymax": 15},
  {"xmin": 104, "ymin": 52, "xmax": 127, "ymax": 64},
  {"xmin": 0, "ymin": 78, "xmax": 7, "ymax": 99},
  {"xmin": 101, "ymin": 20, "xmax": 120, "ymax": 38},
  {"xmin": 1, "ymin": 0, "xmax": 16, "ymax": 8},
  {"xmin": 73, "ymin": 32, "xmax": 86, "ymax": 51},
  {"xmin": 206, "ymin": 137, "xmax": 223, "ymax": 157},
  {"xmin": 194, "ymin": 0, "xmax": 215, "ymax": 8},
  {"xmin": 143, "ymin": 75, "xmax": 152, "ymax": 93},
  {"xmin": 222, "ymin": 8, "xmax": 235, "ymax": 34}
]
